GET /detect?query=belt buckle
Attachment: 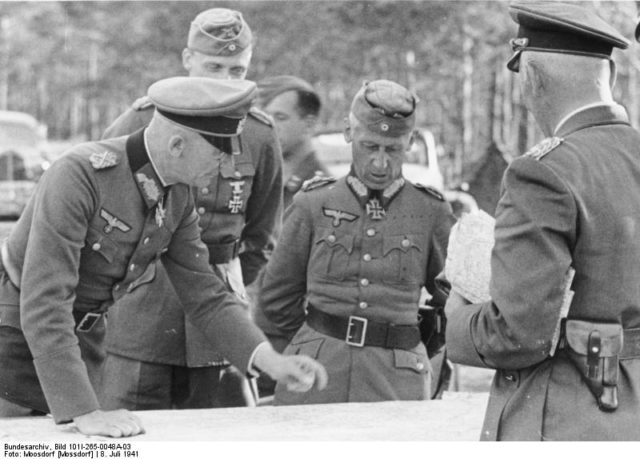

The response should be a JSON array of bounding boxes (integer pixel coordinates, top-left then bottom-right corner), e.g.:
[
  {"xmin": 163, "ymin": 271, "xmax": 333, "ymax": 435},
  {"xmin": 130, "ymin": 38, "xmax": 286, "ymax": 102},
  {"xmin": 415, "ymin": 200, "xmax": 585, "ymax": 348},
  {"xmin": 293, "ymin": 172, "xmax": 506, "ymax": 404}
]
[
  {"xmin": 346, "ymin": 316, "xmax": 368, "ymax": 347},
  {"xmin": 76, "ymin": 312, "xmax": 102, "ymax": 333}
]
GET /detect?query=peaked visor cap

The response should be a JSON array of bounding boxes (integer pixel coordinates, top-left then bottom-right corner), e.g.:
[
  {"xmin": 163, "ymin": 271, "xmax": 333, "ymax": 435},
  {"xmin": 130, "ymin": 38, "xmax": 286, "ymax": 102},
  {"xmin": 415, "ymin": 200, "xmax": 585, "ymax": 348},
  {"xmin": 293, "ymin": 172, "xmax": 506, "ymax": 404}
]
[
  {"xmin": 507, "ymin": 1, "xmax": 629, "ymax": 72},
  {"xmin": 350, "ymin": 80, "xmax": 417, "ymax": 137},
  {"xmin": 148, "ymin": 77, "xmax": 257, "ymax": 136},
  {"xmin": 188, "ymin": 8, "xmax": 253, "ymax": 56}
]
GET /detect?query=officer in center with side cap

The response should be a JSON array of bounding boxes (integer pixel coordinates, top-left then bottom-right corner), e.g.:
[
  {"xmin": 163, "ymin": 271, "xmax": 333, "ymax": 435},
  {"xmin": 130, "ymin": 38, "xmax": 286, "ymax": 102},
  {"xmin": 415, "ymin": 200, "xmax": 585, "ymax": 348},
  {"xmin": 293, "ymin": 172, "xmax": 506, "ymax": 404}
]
[
  {"xmin": 0, "ymin": 77, "xmax": 327, "ymax": 437},
  {"xmin": 101, "ymin": 7, "xmax": 283, "ymax": 410},
  {"xmin": 444, "ymin": 1, "xmax": 640, "ymax": 440},
  {"xmin": 257, "ymin": 80, "xmax": 456, "ymax": 405}
]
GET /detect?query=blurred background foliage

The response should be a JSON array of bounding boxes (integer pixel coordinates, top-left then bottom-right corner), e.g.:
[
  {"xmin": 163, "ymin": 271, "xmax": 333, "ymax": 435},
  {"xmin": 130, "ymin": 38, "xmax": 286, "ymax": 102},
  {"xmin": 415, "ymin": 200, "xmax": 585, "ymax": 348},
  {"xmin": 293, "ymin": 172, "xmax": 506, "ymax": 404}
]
[{"xmin": 0, "ymin": 0, "xmax": 638, "ymax": 189}]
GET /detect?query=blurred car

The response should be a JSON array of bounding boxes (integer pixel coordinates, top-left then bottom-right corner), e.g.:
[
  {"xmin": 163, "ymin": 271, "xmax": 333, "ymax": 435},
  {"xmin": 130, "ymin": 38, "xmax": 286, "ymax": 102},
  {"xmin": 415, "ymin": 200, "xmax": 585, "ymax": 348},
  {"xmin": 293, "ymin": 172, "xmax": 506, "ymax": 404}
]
[
  {"xmin": 0, "ymin": 110, "xmax": 52, "ymax": 218},
  {"xmin": 312, "ymin": 128, "xmax": 444, "ymax": 190}
]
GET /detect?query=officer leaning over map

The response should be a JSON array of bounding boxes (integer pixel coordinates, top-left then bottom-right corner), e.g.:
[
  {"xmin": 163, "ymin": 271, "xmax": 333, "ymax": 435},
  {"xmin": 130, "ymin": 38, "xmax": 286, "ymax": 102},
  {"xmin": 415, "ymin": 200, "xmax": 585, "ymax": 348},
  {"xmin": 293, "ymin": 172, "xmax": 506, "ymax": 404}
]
[
  {"xmin": 100, "ymin": 7, "xmax": 283, "ymax": 410},
  {"xmin": 0, "ymin": 77, "xmax": 326, "ymax": 438}
]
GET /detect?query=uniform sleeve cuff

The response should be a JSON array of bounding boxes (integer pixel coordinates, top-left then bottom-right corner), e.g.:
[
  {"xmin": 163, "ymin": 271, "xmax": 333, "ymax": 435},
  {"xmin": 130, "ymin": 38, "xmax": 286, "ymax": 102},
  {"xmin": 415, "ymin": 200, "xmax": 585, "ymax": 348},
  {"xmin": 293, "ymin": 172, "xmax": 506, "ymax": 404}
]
[
  {"xmin": 32, "ymin": 345, "xmax": 100, "ymax": 423},
  {"xmin": 445, "ymin": 302, "xmax": 491, "ymax": 368},
  {"xmin": 247, "ymin": 341, "xmax": 272, "ymax": 377}
]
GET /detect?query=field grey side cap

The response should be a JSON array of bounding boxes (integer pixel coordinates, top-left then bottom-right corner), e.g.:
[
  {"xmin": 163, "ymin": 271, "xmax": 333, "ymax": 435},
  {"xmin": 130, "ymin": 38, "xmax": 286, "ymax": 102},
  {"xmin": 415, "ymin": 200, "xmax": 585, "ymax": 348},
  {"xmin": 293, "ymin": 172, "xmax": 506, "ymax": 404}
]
[
  {"xmin": 148, "ymin": 77, "xmax": 257, "ymax": 136},
  {"xmin": 256, "ymin": 75, "xmax": 316, "ymax": 107},
  {"xmin": 507, "ymin": 1, "xmax": 629, "ymax": 72},
  {"xmin": 350, "ymin": 80, "xmax": 417, "ymax": 137},
  {"xmin": 188, "ymin": 8, "xmax": 253, "ymax": 56}
]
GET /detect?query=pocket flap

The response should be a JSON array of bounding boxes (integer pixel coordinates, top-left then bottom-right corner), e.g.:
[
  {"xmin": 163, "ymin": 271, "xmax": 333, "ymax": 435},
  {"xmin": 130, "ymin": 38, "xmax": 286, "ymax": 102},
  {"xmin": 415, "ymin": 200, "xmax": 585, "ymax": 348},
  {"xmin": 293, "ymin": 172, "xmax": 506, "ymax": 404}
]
[
  {"xmin": 565, "ymin": 320, "xmax": 623, "ymax": 357},
  {"xmin": 315, "ymin": 230, "xmax": 354, "ymax": 254},
  {"xmin": 383, "ymin": 235, "xmax": 421, "ymax": 256},
  {"xmin": 86, "ymin": 227, "xmax": 120, "ymax": 263},
  {"xmin": 393, "ymin": 348, "xmax": 430, "ymax": 374}
]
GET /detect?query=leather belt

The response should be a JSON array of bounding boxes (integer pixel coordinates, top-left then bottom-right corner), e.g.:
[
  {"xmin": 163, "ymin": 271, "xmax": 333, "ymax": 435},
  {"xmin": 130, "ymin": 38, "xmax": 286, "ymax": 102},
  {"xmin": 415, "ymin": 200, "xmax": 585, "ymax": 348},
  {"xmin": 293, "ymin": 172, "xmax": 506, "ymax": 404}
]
[
  {"xmin": 559, "ymin": 326, "xmax": 640, "ymax": 359},
  {"xmin": 620, "ymin": 328, "xmax": 640, "ymax": 359},
  {"xmin": 207, "ymin": 238, "xmax": 241, "ymax": 265},
  {"xmin": 306, "ymin": 304, "xmax": 421, "ymax": 350}
]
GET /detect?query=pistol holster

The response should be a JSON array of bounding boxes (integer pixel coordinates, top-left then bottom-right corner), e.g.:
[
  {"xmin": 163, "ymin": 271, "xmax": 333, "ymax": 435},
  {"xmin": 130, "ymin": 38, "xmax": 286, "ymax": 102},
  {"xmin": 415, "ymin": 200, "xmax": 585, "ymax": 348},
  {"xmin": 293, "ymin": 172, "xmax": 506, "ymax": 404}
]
[{"xmin": 562, "ymin": 320, "xmax": 623, "ymax": 412}]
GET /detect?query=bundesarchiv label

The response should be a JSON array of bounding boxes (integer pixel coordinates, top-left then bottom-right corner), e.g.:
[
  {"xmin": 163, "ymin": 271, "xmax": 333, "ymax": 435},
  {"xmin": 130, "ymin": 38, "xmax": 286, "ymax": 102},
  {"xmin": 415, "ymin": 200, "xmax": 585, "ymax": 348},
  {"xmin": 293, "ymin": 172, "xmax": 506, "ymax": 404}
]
[{"xmin": 4, "ymin": 442, "xmax": 138, "ymax": 458}]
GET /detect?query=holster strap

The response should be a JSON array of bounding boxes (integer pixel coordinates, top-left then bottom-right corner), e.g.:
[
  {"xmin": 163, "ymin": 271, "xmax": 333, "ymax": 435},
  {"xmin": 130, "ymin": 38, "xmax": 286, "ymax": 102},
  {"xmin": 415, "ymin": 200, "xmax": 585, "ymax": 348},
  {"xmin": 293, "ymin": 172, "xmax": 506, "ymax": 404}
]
[
  {"xmin": 306, "ymin": 304, "xmax": 420, "ymax": 350},
  {"xmin": 207, "ymin": 238, "xmax": 241, "ymax": 265},
  {"xmin": 621, "ymin": 328, "xmax": 640, "ymax": 359}
]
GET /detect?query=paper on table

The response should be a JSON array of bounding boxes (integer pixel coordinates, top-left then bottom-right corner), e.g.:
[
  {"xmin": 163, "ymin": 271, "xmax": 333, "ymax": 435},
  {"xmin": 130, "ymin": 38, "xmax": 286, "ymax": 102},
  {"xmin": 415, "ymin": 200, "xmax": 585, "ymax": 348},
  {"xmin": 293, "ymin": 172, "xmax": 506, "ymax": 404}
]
[{"xmin": 444, "ymin": 210, "xmax": 495, "ymax": 303}]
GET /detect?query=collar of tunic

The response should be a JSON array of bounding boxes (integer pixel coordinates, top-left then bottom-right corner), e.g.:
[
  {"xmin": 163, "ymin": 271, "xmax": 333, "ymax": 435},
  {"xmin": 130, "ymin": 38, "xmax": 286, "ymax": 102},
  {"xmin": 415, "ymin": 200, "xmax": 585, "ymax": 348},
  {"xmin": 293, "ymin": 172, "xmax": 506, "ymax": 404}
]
[
  {"xmin": 126, "ymin": 128, "xmax": 166, "ymax": 209},
  {"xmin": 346, "ymin": 169, "xmax": 405, "ymax": 209},
  {"xmin": 554, "ymin": 103, "xmax": 629, "ymax": 137}
]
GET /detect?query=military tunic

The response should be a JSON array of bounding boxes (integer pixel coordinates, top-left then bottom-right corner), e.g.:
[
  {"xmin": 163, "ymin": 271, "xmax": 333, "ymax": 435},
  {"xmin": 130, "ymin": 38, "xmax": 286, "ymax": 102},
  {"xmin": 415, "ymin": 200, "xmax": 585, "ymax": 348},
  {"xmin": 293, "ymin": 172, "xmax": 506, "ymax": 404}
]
[
  {"xmin": 258, "ymin": 173, "xmax": 455, "ymax": 404},
  {"xmin": 102, "ymin": 100, "xmax": 282, "ymax": 367},
  {"xmin": 446, "ymin": 105, "xmax": 640, "ymax": 440},
  {"xmin": 0, "ymin": 129, "xmax": 266, "ymax": 423}
]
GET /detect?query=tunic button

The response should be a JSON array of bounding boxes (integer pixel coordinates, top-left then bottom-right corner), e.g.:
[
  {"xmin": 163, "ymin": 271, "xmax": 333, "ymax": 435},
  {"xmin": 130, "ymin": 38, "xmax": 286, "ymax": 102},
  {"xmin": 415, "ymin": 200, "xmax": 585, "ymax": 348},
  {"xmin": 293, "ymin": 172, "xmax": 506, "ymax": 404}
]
[
  {"xmin": 360, "ymin": 278, "xmax": 369, "ymax": 287},
  {"xmin": 201, "ymin": 187, "xmax": 209, "ymax": 194},
  {"xmin": 91, "ymin": 242, "xmax": 101, "ymax": 251},
  {"xmin": 416, "ymin": 362, "xmax": 424, "ymax": 371},
  {"xmin": 366, "ymin": 228, "xmax": 376, "ymax": 237},
  {"xmin": 327, "ymin": 235, "xmax": 336, "ymax": 243},
  {"xmin": 198, "ymin": 207, "xmax": 206, "ymax": 215},
  {"xmin": 114, "ymin": 284, "xmax": 120, "ymax": 291},
  {"xmin": 143, "ymin": 237, "xmax": 150, "ymax": 245},
  {"xmin": 401, "ymin": 239, "xmax": 411, "ymax": 248},
  {"xmin": 129, "ymin": 264, "xmax": 136, "ymax": 272},
  {"xmin": 363, "ymin": 253, "xmax": 371, "ymax": 262},
  {"xmin": 359, "ymin": 301, "xmax": 368, "ymax": 309}
]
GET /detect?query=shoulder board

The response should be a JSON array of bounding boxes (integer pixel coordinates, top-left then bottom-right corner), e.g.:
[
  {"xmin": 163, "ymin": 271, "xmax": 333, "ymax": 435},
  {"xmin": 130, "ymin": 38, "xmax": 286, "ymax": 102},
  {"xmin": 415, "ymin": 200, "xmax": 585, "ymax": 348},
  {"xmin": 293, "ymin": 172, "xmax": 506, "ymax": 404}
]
[
  {"xmin": 302, "ymin": 175, "xmax": 336, "ymax": 192},
  {"xmin": 89, "ymin": 150, "xmax": 120, "ymax": 170},
  {"xmin": 524, "ymin": 137, "xmax": 563, "ymax": 161},
  {"xmin": 132, "ymin": 95, "xmax": 154, "ymax": 111},
  {"xmin": 248, "ymin": 106, "xmax": 274, "ymax": 126},
  {"xmin": 413, "ymin": 183, "xmax": 445, "ymax": 201}
]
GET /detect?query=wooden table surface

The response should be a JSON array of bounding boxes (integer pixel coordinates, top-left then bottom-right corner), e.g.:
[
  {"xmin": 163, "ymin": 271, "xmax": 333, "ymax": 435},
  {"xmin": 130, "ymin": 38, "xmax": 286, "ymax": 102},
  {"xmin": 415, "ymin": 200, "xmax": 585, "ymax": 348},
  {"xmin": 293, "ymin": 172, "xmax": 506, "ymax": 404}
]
[{"xmin": 1, "ymin": 392, "xmax": 488, "ymax": 442}]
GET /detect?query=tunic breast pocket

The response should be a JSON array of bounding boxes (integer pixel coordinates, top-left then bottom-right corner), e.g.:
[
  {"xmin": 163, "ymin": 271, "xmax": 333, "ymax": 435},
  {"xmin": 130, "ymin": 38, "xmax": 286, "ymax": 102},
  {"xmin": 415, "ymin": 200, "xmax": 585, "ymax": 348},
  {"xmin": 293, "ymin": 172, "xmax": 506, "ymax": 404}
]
[
  {"xmin": 218, "ymin": 161, "xmax": 256, "ymax": 215},
  {"xmin": 84, "ymin": 226, "xmax": 121, "ymax": 264},
  {"xmin": 382, "ymin": 234, "xmax": 424, "ymax": 284},
  {"xmin": 312, "ymin": 229, "xmax": 355, "ymax": 280}
]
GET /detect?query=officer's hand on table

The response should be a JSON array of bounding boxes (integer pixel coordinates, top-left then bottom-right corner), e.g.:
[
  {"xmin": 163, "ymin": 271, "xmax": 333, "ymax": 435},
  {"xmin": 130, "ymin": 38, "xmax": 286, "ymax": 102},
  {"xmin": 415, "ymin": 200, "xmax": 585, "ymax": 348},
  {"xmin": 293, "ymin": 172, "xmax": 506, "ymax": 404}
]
[
  {"xmin": 444, "ymin": 290, "xmax": 472, "ymax": 318},
  {"xmin": 254, "ymin": 345, "xmax": 328, "ymax": 392},
  {"xmin": 73, "ymin": 409, "xmax": 145, "ymax": 437}
]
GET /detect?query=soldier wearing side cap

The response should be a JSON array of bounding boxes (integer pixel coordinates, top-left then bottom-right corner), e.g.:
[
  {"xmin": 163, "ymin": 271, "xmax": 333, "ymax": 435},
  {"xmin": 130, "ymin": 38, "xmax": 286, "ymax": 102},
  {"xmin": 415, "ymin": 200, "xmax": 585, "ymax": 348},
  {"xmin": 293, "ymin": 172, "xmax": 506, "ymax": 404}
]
[
  {"xmin": 444, "ymin": 1, "xmax": 640, "ymax": 440},
  {"xmin": 101, "ymin": 8, "xmax": 283, "ymax": 409},
  {"xmin": 0, "ymin": 77, "xmax": 327, "ymax": 437},
  {"xmin": 257, "ymin": 80, "xmax": 456, "ymax": 405}
]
